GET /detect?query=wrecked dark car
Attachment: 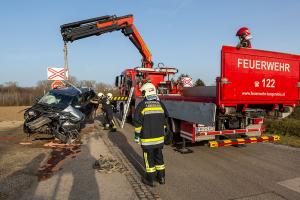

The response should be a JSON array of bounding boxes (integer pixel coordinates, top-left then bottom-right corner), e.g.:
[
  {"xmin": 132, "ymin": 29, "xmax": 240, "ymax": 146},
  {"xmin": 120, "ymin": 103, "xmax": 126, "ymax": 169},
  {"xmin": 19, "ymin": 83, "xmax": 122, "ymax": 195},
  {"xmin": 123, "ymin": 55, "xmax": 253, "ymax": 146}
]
[{"xmin": 23, "ymin": 87, "xmax": 97, "ymax": 143}]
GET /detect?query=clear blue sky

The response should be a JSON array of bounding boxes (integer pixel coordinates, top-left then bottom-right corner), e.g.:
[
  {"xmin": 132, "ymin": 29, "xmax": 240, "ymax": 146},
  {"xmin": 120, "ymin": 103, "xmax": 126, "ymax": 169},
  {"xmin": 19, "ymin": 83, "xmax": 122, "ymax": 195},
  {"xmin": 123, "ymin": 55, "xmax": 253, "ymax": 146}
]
[{"xmin": 1, "ymin": 0, "xmax": 300, "ymax": 86}]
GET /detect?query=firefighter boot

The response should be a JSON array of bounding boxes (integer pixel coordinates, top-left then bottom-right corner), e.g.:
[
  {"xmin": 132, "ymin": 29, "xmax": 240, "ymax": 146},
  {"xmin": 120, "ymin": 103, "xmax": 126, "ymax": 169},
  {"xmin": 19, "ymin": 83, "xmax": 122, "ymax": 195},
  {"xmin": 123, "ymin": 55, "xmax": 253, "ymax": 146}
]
[
  {"xmin": 109, "ymin": 121, "xmax": 117, "ymax": 132},
  {"xmin": 141, "ymin": 177, "xmax": 155, "ymax": 187},
  {"xmin": 158, "ymin": 177, "xmax": 165, "ymax": 185}
]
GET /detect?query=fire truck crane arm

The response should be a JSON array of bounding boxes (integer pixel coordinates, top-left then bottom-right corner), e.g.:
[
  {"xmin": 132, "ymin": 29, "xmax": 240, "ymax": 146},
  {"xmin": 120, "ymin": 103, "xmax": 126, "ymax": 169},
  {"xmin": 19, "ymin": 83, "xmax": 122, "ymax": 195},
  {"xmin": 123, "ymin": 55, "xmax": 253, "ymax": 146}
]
[{"xmin": 60, "ymin": 14, "xmax": 153, "ymax": 68}]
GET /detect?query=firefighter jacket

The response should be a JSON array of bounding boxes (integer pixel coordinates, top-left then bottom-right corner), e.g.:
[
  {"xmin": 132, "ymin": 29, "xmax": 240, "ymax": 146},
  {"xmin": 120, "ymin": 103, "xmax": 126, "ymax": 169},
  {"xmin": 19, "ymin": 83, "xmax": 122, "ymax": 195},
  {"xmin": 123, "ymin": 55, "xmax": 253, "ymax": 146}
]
[
  {"xmin": 100, "ymin": 97, "xmax": 113, "ymax": 115},
  {"xmin": 133, "ymin": 98, "xmax": 168, "ymax": 149}
]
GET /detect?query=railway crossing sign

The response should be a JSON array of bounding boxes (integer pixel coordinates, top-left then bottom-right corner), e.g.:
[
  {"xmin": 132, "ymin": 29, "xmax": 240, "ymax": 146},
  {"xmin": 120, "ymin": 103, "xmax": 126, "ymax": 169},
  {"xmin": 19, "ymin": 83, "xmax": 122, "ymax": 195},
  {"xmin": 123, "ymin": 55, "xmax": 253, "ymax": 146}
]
[{"xmin": 47, "ymin": 67, "xmax": 69, "ymax": 80}]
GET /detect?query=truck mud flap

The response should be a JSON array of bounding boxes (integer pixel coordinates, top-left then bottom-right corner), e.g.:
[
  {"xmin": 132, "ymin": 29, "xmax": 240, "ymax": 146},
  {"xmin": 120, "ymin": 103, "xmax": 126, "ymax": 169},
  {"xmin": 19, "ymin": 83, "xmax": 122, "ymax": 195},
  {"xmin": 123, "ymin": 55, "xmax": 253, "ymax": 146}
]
[{"xmin": 208, "ymin": 135, "xmax": 280, "ymax": 148}]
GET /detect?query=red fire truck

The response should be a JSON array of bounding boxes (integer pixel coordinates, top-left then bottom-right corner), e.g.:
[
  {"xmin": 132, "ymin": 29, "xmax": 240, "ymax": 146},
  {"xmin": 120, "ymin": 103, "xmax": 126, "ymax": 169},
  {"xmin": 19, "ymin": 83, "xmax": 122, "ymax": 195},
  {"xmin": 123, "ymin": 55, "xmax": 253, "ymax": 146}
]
[
  {"xmin": 116, "ymin": 46, "xmax": 300, "ymax": 151},
  {"xmin": 160, "ymin": 46, "xmax": 299, "ymax": 150},
  {"xmin": 61, "ymin": 14, "xmax": 300, "ymax": 151}
]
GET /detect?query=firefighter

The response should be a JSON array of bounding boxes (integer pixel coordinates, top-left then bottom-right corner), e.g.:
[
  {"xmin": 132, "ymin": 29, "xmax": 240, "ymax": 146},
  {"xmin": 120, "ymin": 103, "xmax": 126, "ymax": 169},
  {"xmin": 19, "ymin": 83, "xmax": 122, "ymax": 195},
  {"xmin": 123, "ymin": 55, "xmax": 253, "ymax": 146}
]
[
  {"xmin": 236, "ymin": 27, "xmax": 252, "ymax": 49},
  {"xmin": 133, "ymin": 83, "xmax": 168, "ymax": 187},
  {"xmin": 100, "ymin": 92, "xmax": 116, "ymax": 131}
]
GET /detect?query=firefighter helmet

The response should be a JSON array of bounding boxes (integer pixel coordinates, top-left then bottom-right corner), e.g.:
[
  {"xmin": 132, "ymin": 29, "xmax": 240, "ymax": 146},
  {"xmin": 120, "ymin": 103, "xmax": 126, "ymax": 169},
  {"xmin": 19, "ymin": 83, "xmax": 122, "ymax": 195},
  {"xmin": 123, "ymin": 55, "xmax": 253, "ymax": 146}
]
[
  {"xmin": 98, "ymin": 92, "xmax": 104, "ymax": 98},
  {"xmin": 106, "ymin": 93, "xmax": 113, "ymax": 100},
  {"xmin": 140, "ymin": 83, "xmax": 157, "ymax": 97},
  {"xmin": 236, "ymin": 27, "xmax": 252, "ymax": 40}
]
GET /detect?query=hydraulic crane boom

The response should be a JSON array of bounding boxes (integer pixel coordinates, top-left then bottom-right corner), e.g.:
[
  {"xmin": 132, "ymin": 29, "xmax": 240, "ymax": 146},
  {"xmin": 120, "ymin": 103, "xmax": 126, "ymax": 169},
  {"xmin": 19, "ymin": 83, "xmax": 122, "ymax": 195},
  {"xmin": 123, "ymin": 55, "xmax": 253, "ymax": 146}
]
[{"xmin": 61, "ymin": 14, "xmax": 153, "ymax": 68}]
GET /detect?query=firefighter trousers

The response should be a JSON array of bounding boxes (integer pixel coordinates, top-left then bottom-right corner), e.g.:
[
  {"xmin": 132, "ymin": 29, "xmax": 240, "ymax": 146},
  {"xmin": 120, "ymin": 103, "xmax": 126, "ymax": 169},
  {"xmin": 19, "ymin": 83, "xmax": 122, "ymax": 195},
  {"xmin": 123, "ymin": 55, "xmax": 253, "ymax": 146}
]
[{"xmin": 142, "ymin": 147, "xmax": 165, "ymax": 182}]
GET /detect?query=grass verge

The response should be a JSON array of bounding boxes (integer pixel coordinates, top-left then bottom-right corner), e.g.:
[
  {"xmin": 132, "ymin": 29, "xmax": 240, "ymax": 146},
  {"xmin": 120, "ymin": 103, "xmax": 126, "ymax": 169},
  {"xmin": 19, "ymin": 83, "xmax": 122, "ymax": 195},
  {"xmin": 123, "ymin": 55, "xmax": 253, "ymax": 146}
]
[
  {"xmin": 264, "ymin": 106, "xmax": 300, "ymax": 148},
  {"xmin": 271, "ymin": 134, "xmax": 300, "ymax": 148}
]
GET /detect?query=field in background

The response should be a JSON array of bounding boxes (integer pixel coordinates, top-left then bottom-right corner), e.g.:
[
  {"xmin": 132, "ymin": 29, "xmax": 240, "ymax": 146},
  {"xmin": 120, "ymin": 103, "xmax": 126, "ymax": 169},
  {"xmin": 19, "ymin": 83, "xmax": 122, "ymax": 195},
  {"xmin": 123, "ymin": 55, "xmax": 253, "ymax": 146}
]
[
  {"xmin": 0, "ymin": 78, "xmax": 116, "ymax": 106},
  {"xmin": 0, "ymin": 106, "xmax": 28, "ymax": 130},
  {"xmin": 0, "ymin": 106, "xmax": 28, "ymax": 121}
]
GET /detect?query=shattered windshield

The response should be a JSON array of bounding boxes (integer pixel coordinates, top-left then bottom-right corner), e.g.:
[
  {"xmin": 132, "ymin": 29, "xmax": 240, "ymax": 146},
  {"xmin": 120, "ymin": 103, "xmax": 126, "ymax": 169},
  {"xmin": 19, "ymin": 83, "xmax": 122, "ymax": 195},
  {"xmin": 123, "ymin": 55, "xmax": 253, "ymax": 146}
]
[{"xmin": 38, "ymin": 91, "xmax": 74, "ymax": 108}]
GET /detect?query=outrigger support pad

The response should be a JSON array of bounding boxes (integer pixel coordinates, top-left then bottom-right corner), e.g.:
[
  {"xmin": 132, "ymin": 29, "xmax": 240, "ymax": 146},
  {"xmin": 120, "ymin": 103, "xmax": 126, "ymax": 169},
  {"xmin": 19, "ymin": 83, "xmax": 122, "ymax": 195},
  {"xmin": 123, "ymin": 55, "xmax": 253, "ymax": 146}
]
[{"xmin": 175, "ymin": 137, "xmax": 193, "ymax": 154}]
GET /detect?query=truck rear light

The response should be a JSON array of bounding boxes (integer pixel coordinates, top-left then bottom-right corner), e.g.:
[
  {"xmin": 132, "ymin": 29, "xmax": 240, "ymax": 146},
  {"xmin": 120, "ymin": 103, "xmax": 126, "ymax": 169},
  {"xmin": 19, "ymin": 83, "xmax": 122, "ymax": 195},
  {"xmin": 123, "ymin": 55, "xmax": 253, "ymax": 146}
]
[{"xmin": 252, "ymin": 118, "xmax": 264, "ymax": 124}]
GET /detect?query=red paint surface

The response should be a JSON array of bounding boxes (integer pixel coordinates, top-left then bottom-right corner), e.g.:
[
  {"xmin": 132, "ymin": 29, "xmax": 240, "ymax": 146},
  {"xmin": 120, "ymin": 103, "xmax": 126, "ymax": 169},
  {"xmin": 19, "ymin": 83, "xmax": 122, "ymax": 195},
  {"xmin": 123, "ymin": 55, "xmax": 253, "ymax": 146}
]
[{"xmin": 219, "ymin": 46, "xmax": 300, "ymax": 107}]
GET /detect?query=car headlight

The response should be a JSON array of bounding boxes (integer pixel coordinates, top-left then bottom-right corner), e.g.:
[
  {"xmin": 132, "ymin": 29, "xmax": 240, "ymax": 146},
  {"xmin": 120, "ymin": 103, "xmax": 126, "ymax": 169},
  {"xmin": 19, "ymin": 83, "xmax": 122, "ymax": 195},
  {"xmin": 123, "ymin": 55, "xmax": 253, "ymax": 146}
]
[{"xmin": 28, "ymin": 110, "xmax": 36, "ymax": 116}]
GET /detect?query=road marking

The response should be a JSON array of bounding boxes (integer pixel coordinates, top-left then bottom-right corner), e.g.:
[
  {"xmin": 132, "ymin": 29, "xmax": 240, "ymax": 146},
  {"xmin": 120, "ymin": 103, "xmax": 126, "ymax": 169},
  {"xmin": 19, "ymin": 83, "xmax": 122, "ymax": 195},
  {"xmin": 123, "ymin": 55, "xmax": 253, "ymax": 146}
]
[{"xmin": 278, "ymin": 177, "xmax": 300, "ymax": 194}]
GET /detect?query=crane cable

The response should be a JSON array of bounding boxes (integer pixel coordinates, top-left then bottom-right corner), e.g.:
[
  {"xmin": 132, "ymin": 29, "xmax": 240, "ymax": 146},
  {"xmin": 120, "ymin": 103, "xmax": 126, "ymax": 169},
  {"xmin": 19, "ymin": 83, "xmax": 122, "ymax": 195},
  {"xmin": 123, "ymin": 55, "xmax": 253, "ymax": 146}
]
[{"xmin": 63, "ymin": 42, "xmax": 69, "ymax": 81}]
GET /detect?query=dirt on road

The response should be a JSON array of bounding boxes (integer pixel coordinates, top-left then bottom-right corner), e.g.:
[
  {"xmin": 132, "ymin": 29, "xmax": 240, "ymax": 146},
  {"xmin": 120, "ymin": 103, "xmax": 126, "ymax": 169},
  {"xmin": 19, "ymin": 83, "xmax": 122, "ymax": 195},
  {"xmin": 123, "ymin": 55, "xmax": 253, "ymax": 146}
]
[{"xmin": 0, "ymin": 107, "xmax": 138, "ymax": 200}]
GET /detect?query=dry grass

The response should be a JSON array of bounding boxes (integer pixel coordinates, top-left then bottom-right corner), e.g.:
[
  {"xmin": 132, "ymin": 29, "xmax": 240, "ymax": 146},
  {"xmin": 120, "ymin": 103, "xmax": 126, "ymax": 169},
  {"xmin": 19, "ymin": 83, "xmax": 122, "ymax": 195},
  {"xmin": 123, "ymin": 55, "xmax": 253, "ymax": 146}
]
[
  {"xmin": 274, "ymin": 135, "xmax": 300, "ymax": 148},
  {"xmin": 0, "ymin": 106, "xmax": 29, "ymax": 121}
]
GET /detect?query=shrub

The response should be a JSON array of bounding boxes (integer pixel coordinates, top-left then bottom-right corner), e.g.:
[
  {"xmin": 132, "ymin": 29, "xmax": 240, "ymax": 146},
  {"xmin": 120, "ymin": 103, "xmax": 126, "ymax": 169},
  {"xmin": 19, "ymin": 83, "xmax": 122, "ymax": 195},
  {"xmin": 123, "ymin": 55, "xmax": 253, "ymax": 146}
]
[{"xmin": 265, "ymin": 106, "xmax": 300, "ymax": 137}]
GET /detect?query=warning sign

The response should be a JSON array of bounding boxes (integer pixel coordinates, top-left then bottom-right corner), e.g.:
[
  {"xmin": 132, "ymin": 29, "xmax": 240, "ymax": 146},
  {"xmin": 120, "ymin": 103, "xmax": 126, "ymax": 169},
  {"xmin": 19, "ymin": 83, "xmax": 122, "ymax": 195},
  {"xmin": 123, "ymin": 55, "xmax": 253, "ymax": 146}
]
[{"xmin": 51, "ymin": 80, "xmax": 65, "ymax": 89}]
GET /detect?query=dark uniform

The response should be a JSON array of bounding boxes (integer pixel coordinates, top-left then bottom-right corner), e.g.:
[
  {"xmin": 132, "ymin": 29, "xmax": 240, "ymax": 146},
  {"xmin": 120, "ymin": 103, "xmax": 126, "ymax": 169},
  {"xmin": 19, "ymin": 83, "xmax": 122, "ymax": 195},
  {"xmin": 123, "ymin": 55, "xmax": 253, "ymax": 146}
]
[
  {"xmin": 133, "ymin": 98, "xmax": 168, "ymax": 185},
  {"xmin": 100, "ymin": 97, "xmax": 115, "ymax": 130}
]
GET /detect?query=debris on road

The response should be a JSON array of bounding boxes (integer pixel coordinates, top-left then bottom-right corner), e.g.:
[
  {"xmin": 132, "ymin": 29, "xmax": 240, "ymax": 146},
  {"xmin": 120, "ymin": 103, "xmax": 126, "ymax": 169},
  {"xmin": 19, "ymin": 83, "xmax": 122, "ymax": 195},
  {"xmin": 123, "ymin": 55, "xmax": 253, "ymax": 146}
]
[
  {"xmin": 43, "ymin": 140, "xmax": 81, "ymax": 148},
  {"xmin": 19, "ymin": 142, "xmax": 32, "ymax": 145},
  {"xmin": 93, "ymin": 154, "xmax": 127, "ymax": 174}
]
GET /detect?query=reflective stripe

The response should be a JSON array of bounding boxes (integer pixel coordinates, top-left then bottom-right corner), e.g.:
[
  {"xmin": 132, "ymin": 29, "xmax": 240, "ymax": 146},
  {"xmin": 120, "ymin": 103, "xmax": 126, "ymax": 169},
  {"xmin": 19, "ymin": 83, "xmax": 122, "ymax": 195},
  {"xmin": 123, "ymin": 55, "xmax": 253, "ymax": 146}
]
[
  {"xmin": 237, "ymin": 138, "xmax": 245, "ymax": 142},
  {"xmin": 141, "ymin": 136, "xmax": 164, "ymax": 146},
  {"xmin": 144, "ymin": 152, "xmax": 149, "ymax": 169},
  {"xmin": 135, "ymin": 126, "xmax": 142, "ymax": 133},
  {"xmin": 144, "ymin": 110, "xmax": 164, "ymax": 115},
  {"xmin": 261, "ymin": 136, "xmax": 269, "ymax": 140},
  {"xmin": 155, "ymin": 164, "xmax": 165, "ymax": 170},
  {"xmin": 141, "ymin": 140, "xmax": 164, "ymax": 146},
  {"xmin": 273, "ymin": 135, "xmax": 280, "ymax": 141},
  {"xmin": 144, "ymin": 152, "xmax": 156, "ymax": 173},
  {"xmin": 141, "ymin": 107, "xmax": 164, "ymax": 115},
  {"xmin": 146, "ymin": 167, "xmax": 156, "ymax": 173},
  {"xmin": 140, "ymin": 136, "xmax": 164, "ymax": 143}
]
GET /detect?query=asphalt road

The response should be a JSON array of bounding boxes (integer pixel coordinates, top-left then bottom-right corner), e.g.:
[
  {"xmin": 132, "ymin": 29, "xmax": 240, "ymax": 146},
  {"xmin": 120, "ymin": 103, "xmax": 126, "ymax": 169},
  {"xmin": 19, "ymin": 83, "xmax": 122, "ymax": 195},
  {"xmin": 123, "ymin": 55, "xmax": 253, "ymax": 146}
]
[
  {"xmin": 107, "ymin": 122, "xmax": 300, "ymax": 200},
  {"xmin": 1, "ymin": 121, "xmax": 300, "ymax": 200}
]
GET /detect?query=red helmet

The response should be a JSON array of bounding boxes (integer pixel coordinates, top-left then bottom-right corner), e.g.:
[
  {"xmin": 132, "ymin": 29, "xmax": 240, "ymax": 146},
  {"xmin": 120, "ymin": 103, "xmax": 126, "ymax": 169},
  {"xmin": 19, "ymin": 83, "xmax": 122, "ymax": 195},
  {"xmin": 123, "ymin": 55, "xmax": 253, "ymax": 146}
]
[{"xmin": 236, "ymin": 27, "xmax": 251, "ymax": 37}]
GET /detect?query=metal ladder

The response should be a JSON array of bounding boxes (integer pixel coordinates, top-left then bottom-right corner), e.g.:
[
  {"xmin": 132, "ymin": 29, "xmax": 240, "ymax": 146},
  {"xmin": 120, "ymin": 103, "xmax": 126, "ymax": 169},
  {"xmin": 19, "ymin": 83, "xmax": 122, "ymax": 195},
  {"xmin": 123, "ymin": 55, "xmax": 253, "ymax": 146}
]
[{"xmin": 121, "ymin": 87, "xmax": 135, "ymax": 128}]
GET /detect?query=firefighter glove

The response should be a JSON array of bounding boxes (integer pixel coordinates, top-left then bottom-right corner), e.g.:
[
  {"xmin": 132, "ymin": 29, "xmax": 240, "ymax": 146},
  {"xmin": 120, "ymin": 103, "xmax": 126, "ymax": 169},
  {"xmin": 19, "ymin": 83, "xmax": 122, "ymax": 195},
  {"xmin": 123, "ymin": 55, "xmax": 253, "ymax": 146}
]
[{"xmin": 134, "ymin": 133, "xmax": 140, "ymax": 143}]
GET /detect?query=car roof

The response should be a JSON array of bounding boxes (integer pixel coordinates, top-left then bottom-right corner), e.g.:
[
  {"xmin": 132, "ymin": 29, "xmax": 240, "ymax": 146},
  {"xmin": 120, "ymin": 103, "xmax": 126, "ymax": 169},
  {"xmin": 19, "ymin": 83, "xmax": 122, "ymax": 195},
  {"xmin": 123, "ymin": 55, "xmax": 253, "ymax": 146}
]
[{"xmin": 51, "ymin": 87, "xmax": 94, "ymax": 96}]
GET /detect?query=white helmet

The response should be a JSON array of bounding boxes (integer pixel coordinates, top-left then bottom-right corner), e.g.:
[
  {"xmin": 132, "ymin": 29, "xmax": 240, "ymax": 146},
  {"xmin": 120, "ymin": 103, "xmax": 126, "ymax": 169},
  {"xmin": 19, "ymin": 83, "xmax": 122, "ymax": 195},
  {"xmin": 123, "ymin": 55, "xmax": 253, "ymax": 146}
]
[
  {"xmin": 98, "ymin": 92, "xmax": 104, "ymax": 98},
  {"xmin": 106, "ymin": 93, "xmax": 113, "ymax": 99},
  {"xmin": 140, "ymin": 83, "xmax": 157, "ymax": 97}
]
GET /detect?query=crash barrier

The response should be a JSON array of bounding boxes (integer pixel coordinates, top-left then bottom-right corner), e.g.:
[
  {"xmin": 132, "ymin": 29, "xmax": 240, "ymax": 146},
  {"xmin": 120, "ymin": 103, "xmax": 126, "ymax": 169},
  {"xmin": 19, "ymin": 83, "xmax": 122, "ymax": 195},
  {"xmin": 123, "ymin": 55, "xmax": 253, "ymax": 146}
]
[
  {"xmin": 111, "ymin": 96, "xmax": 128, "ymax": 101},
  {"xmin": 208, "ymin": 135, "xmax": 280, "ymax": 148}
]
